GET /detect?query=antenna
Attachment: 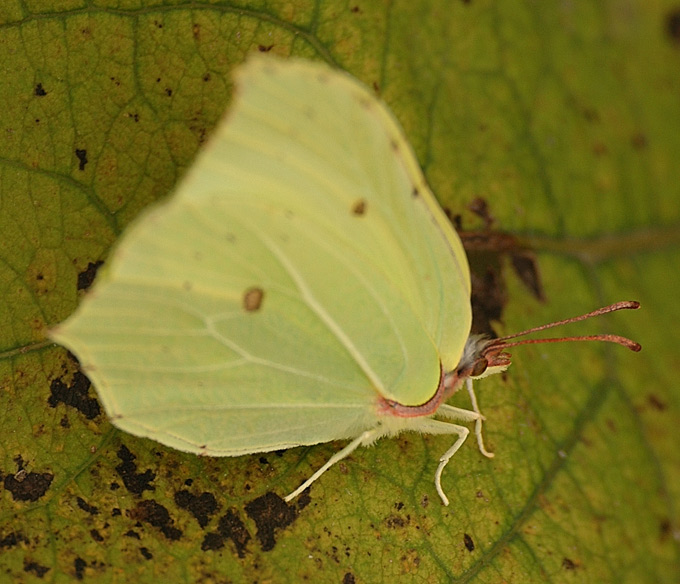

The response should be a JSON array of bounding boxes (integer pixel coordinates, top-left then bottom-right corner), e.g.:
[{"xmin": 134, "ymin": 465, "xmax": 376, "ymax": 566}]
[{"xmin": 483, "ymin": 301, "xmax": 641, "ymax": 353}]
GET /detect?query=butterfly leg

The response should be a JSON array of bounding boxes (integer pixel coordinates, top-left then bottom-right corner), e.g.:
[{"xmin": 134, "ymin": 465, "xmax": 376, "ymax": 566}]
[
  {"xmin": 465, "ymin": 378, "xmax": 495, "ymax": 458},
  {"xmin": 411, "ymin": 418, "xmax": 471, "ymax": 506},
  {"xmin": 284, "ymin": 429, "xmax": 376, "ymax": 502}
]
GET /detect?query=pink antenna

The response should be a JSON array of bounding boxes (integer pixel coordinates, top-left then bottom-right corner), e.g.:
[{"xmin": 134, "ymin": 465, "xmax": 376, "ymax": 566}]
[{"xmin": 484, "ymin": 301, "xmax": 641, "ymax": 354}]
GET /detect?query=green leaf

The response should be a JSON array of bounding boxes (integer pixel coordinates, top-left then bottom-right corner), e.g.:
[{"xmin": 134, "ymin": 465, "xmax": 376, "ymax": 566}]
[{"xmin": 1, "ymin": 2, "xmax": 678, "ymax": 583}]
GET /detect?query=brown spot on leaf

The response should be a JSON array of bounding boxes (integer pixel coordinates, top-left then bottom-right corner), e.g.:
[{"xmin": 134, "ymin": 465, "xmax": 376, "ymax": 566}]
[
  {"xmin": 4, "ymin": 471, "xmax": 53, "ymax": 502},
  {"xmin": 244, "ymin": 492, "xmax": 297, "ymax": 552},
  {"xmin": 463, "ymin": 533, "xmax": 475, "ymax": 551},
  {"xmin": 77, "ymin": 260, "xmax": 103, "ymax": 290},
  {"xmin": 34, "ymin": 83, "xmax": 47, "ymax": 96},
  {"xmin": 562, "ymin": 557, "xmax": 578, "ymax": 570},
  {"xmin": 115, "ymin": 445, "xmax": 156, "ymax": 495},
  {"xmin": 258, "ymin": 44, "xmax": 274, "ymax": 52},
  {"xmin": 174, "ymin": 490, "xmax": 218, "ymax": 528},
  {"xmin": 343, "ymin": 573, "xmax": 356, "ymax": 584},
  {"xmin": 385, "ymin": 514, "xmax": 407, "ymax": 528},
  {"xmin": 75, "ymin": 149, "xmax": 88, "ymax": 171},
  {"xmin": 129, "ymin": 500, "xmax": 182, "ymax": 540},
  {"xmin": 648, "ymin": 394, "xmax": 666, "ymax": 411},
  {"xmin": 48, "ymin": 371, "xmax": 101, "ymax": 420},
  {"xmin": 631, "ymin": 132, "xmax": 647, "ymax": 150},
  {"xmin": 592, "ymin": 141, "xmax": 608, "ymax": 156},
  {"xmin": 583, "ymin": 107, "xmax": 600, "ymax": 123}
]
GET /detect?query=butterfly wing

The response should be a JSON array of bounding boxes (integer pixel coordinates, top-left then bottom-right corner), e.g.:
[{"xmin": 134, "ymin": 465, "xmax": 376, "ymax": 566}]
[{"xmin": 50, "ymin": 57, "xmax": 471, "ymax": 455}]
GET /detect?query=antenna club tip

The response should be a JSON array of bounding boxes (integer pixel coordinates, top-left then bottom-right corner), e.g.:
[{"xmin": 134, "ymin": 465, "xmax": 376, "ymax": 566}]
[
  {"xmin": 627, "ymin": 301, "xmax": 641, "ymax": 310},
  {"xmin": 629, "ymin": 342, "xmax": 642, "ymax": 352}
]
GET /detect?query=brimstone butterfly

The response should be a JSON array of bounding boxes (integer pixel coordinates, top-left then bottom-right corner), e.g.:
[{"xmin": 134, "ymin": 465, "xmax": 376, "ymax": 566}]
[{"xmin": 49, "ymin": 56, "xmax": 640, "ymax": 506}]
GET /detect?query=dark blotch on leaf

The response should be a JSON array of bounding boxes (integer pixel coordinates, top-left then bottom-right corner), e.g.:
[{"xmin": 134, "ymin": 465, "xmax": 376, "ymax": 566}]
[
  {"xmin": 77, "ymin": 261, "xmax": 103, "ymax": 290},
  {"xmin": 468, "ymin": 196, "xmax": 494, "ymax": 229},
  {"xmin": 49, "ymin": 371, "xmax": 101, "ymax": 420},
  {"xmin": 76, "ymin": 496, "xmax": 99, "ymax": 515},
  {"xmin": 648, "ymin": 394, "xmax": 667, "ymax": 411},
  {"xmin": 666, "ymin": 9, "xmax": 680, "ymax": 43},
  {"xmin": 258, "ymin": 44, "xmax": 274, "ymax": 52},
  {"xmin": 660, "ymin": 518, "xmax": 672, "ymax": 540},
  {"xmin": 562, "ymin": 557, "xmax": 577, "ymax": 570},
  {"xmin": 34, "ymin": 83, "xmax": 47, "ymax": 96},
  {"xmin": 75, "ymin": 148, "xmax": 88, "ymax": 171},
  {"xmin": 129, "ymin": 500, "xmax": 182, "ymax": 541},
  {"xmin": 4, "ymin": 472, "xmax": 53, "ymax": 502},
  {"xmin": 174, "ymin": 490, "xmax": 218, "ymax": 528},
  {"xmin": 343, "ymin": 573, "xmax": 356, "ymax": 584},
  {"xmin": 510, "ymin": 252, "xmax": 545, "ymax": 302},
  {"xmin": 203, "ymin": 509, "xmax": 252, "ymax": 557},
  {"xmin": 1, "ymin": 532, "xmax": 28, "ymax": 548},
  {"xmin": 244, "ymin": 492, "xmax": 297, "ymax": 552},
  {"xmin": 296, "ymin": 489, "xmax": 312, "ymax": 510},
  {"xmin": 201, "ymin": 531, "xmax": 225, "ymax": 552},
  {"xmin": 74, "ymin": 557, "xmax": 86, "ymax": 580},
  {"xmin": 115, "ymin": 445, "xmax": 156, "ymax": 495},
  {"xmin": 463, "ymin": 533, "xmax": 475, "ymax": 552},
  {"xmin": 90, "ymin": 529, "xmax": 104, "ymax": 542},
  {"xmin": 456, "ymin": 200, "xmax": 545, "ymax": 335},
  {"xmin": 24, "ymin": 560, "xmax": 50, "ymax": 578},
  {"xmin": 385, "ymin": 515, "xmax": 406, "ymax": 528},
  {"xmin": 140, "ymin": 547, "xmax": 153, "ymax": 560}
]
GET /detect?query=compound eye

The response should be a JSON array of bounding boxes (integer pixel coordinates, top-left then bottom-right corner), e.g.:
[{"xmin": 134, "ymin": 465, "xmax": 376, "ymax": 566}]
[{"xmin": 470, "ymin": 358, "xmax": 488, "ymax": 378}]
